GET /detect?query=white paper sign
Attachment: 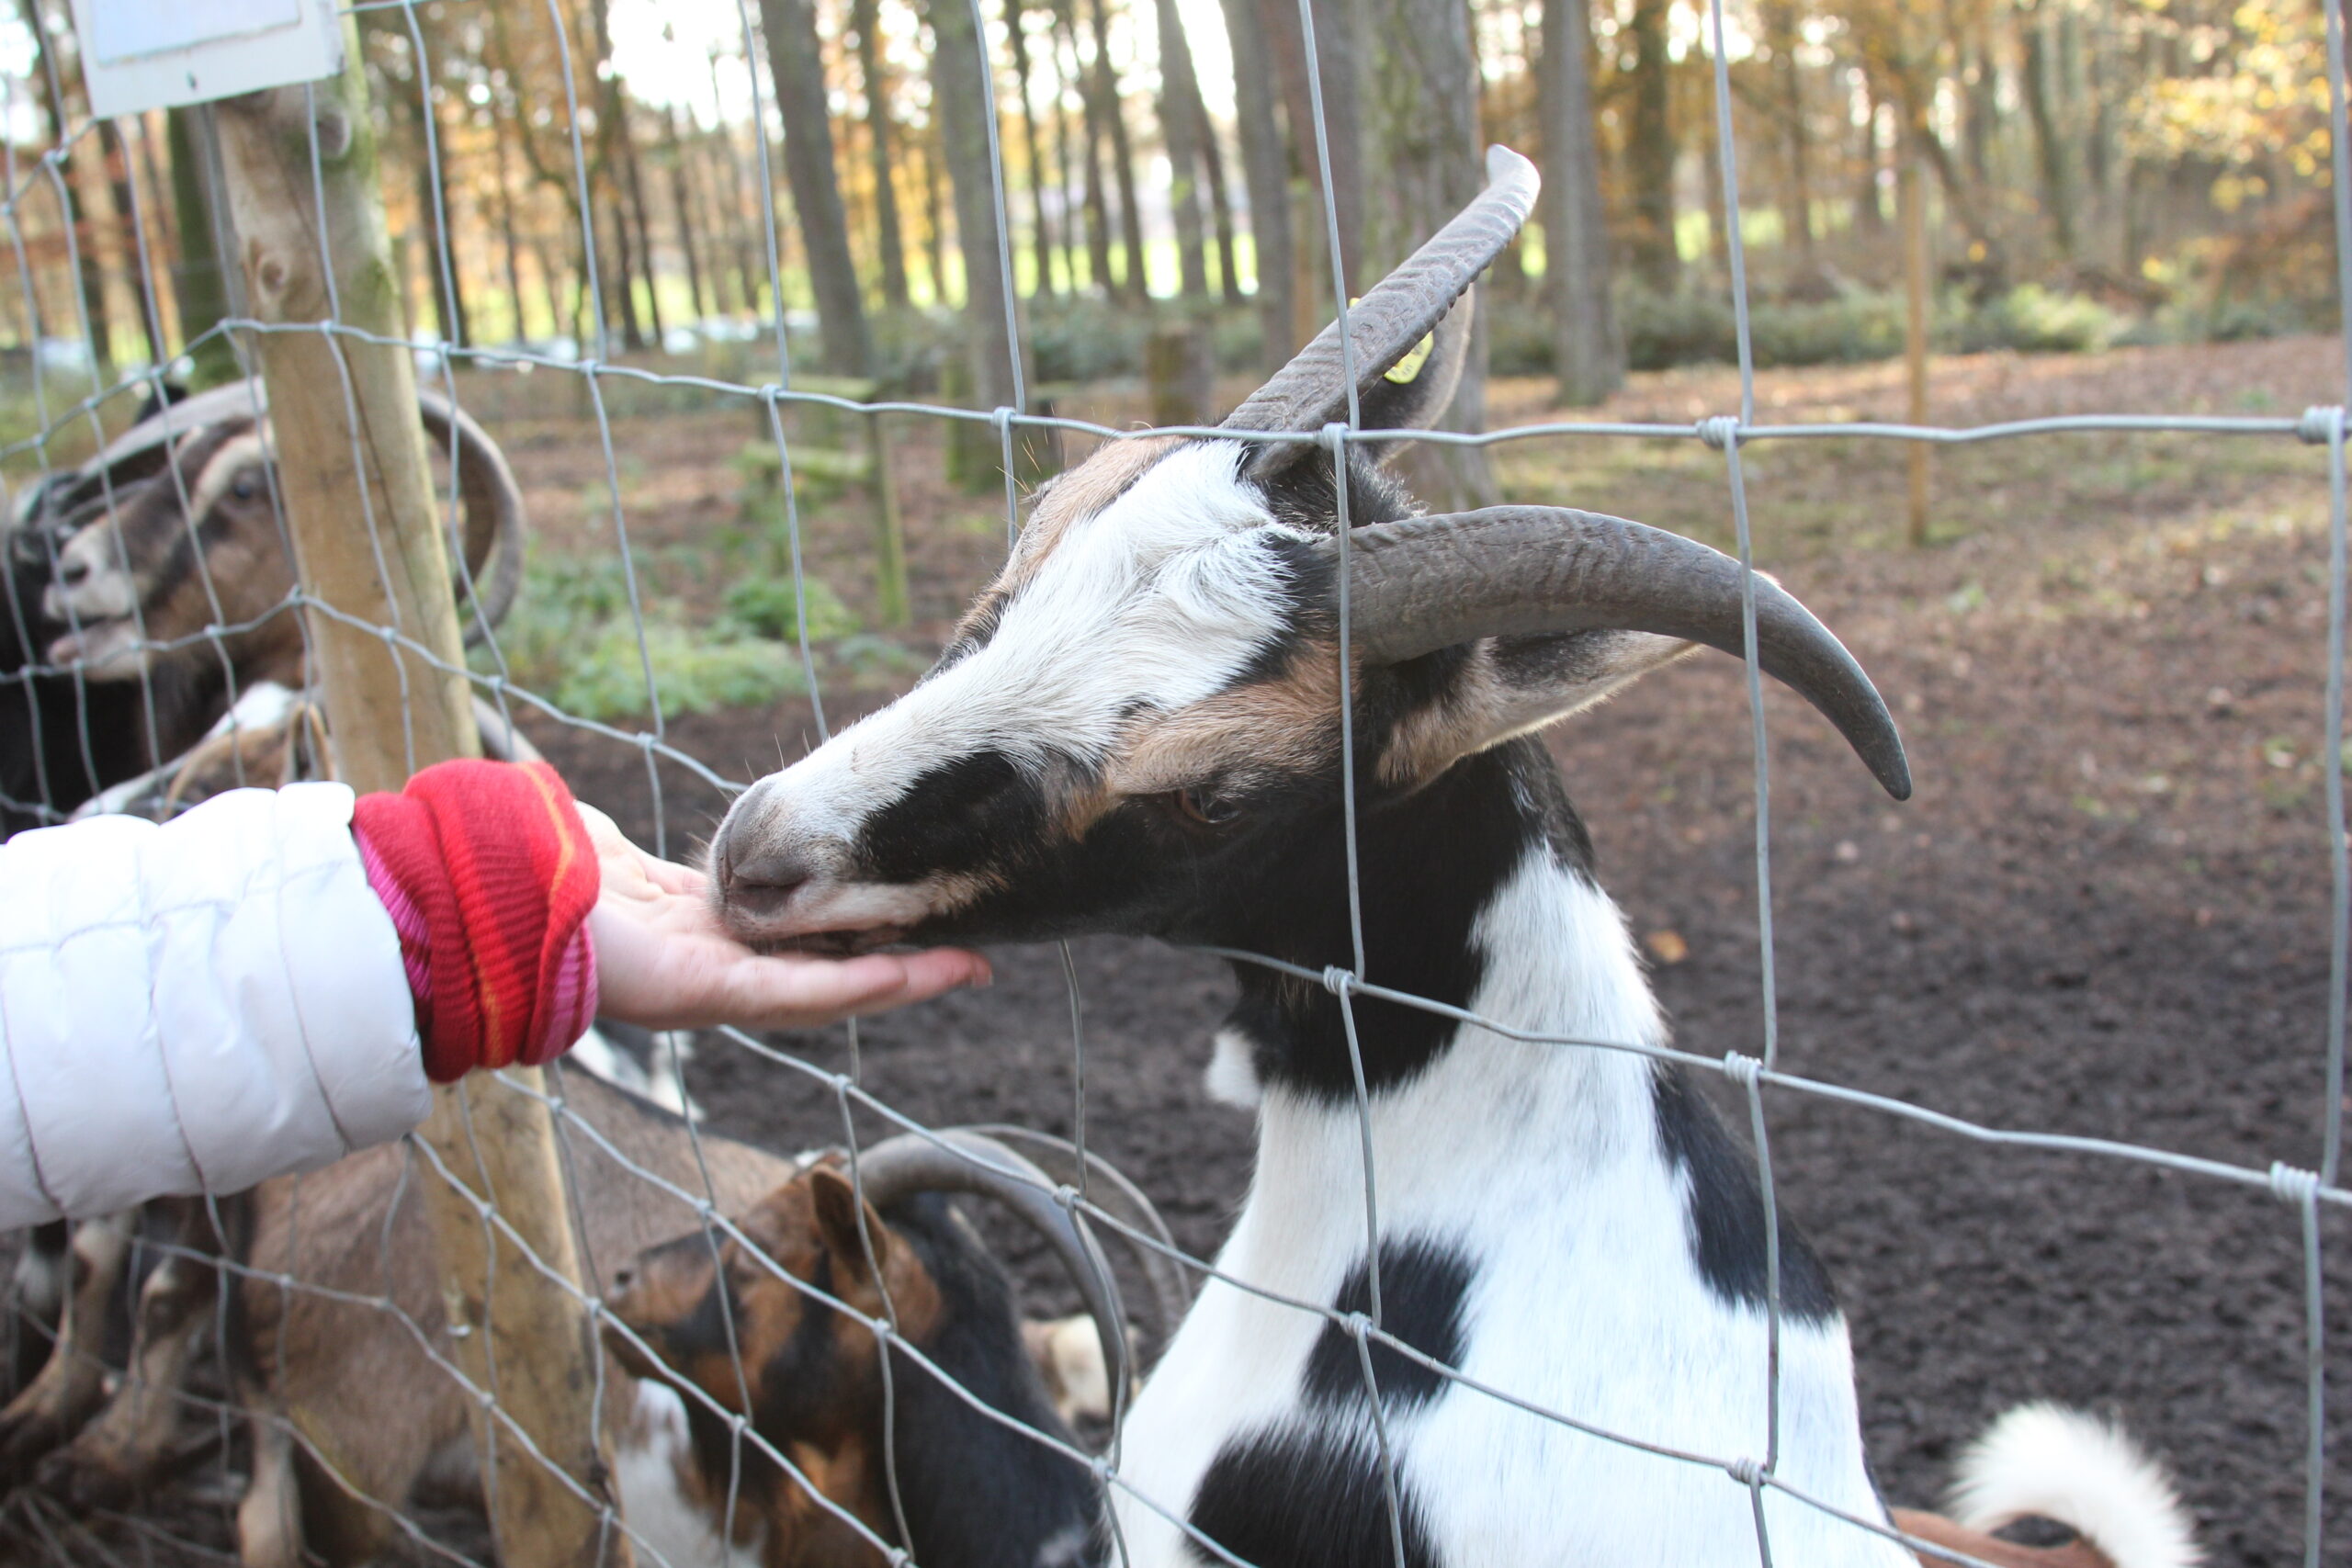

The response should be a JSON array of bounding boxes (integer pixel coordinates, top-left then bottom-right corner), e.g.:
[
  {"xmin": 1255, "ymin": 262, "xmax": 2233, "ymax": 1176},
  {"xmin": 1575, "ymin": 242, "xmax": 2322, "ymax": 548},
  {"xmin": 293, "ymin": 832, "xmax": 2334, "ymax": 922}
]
[{"xmin": 68, "ymin": 0, "xmax": 343, "ymax": 117}]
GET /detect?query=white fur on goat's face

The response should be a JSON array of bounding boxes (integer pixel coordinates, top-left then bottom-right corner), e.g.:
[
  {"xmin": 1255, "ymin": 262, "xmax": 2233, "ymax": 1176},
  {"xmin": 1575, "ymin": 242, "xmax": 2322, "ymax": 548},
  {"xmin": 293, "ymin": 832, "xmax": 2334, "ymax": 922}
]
[{"xmin": 712, "ymin": 438, "xmax": 1332, "ymax": 949}]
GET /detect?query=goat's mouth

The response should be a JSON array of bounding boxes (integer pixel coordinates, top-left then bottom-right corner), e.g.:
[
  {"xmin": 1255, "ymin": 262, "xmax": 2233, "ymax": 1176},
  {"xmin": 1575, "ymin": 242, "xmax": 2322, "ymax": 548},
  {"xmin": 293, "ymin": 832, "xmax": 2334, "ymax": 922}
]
[
  {"xmin": 44, "ymin": 620, "xmax": 144, "ymax": 679},
  {"xmin": 751, "ymin": 922, "xmax": 910, "ymax": 959}
]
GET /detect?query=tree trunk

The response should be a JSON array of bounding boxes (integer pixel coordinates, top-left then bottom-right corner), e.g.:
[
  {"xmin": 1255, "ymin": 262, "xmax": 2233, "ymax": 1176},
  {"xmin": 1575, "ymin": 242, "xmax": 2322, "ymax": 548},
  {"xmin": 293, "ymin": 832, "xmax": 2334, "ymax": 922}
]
[
  {"xmin": 2018, "ymin": 3, "xmax": 2075, "ymax": 259},
  {"xmin": 664, "ymin": 104, "xmax": 716, "ymax": 322},
  {"xmin": 919, "ymin": 121, "xmax": 951, "ymax": 303},
  {"xmin": 1221, "ymin": 0, "xmax": 1294, "ymax": 367},
  {"xmin": 852, "ymin": 0, "xmax": 914, "ymax": 310},
  {"xmin": 1354, "ymin": 0, "xmax": 1494, "ymax": 508},
  {"xmin": 1201, "ymin": 111, "xmax": 1244, "ymax": 304},
  {"xmin": 1057, "ymin": 0, "xmax": 1119, "ymax": 296},
  {"xmin": 1624, "ymin": 0, "xmax": 1679, "ymax": 293},
  {"xmin": 1261, "ymin": 0, "xmax": 1363, "ymax": 296},
  {"xmin": 707, "ymin": 49, "xmax": 767, "ymax": 314},
  {"xmin": 1046, "ymin": 20, "xmax": 1088, "ymax": 292},
  {"xmin": 760, "ymin": 0, "xmax": 874, "ymax": 373},
  {"xmin": 1006, "ymin": 8, "xmax": 1063, "ymax": 299},
  {"xmin": 1087, "ymin": 0, "xmax": 1152, "ymax": 299},
  {"xmin": 925, "ymin": 0, "xmax": 1028, "ymax": 409},
  {"xmin": 1765, "ymin": 0, "xmax": 1815, "ymax": 261},
  {"xmin": 1537, "ymin": 0, "xmax": 1623, "ymax": 406},
  {"xmin": 410, "ymin": 90, "xmax": 472, "ymax": 348},
  {"xmin": 1850, "ymin": 62, "xmax": 1885, "ymax": 237},
  {"xmin": 490, "ymin": 120, "xmax": 534, "ymax": 339},
  {"xmin": 619, "ymin": 107, "xmax": 666, "ymax": 344},
  {"xmin": 1153, "ymin": 0, "xmax": 1211, "ymax": 301},
  {"xmin": 165, "ymin": 107, "xmax": 238, "ymax": 386}
]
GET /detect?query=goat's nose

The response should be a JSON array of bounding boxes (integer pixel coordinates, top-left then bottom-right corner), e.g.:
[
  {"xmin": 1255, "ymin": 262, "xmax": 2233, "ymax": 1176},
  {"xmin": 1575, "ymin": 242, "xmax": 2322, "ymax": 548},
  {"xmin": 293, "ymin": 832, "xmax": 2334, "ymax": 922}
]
[{"xmin": 718, "ymin": 835, "xmax": 818, "ymax": 919}]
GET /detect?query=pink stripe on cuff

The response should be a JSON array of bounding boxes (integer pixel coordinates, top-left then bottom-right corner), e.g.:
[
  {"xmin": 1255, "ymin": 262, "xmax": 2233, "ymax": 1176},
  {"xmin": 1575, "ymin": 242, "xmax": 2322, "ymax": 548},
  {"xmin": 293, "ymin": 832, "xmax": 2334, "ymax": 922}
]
[
  {"xmin": 355, "ymin": 824, "xmax": 434, "ymax": 1010},
  {"xmin": 521, "ymin": 921, "xmax": 599, "ymax": 1068}
]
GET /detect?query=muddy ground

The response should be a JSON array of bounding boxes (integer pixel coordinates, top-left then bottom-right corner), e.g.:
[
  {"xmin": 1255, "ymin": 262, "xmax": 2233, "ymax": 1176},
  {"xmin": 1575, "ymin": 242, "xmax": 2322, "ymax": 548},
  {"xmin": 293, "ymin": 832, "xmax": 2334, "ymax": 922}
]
[{"xmin": 8, "ymin": 336, "xmax": 2351, "ymax": 1565}]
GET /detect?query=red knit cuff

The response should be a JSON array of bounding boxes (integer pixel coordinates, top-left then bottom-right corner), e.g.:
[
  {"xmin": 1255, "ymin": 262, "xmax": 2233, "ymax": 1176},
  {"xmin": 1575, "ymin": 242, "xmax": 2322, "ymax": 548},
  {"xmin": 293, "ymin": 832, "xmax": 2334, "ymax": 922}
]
[{"xmin": 352, "ymin": 761, "xmax": 602, "ymax": 1082}]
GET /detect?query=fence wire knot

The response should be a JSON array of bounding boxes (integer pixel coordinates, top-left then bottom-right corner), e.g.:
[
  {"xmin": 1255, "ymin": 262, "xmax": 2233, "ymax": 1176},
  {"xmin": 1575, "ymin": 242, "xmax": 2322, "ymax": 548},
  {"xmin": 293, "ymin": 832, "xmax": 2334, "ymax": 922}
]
[
  {"xmin": 1721, "ymin": 1051, "xmax": 1763, "ymax": 1089},
  {"xmin": 2298, "ymin": 405, "xmax": 2346, "ymax": 446},
  {"xmin": 2269, "ymin": 1161, "xmax": 2322, "ymax": 1206},
  {"xmin": 1696, "ymin": 415, "xmax": 1745, "ymax": 451},
  {"xmin": 1320, "ymin": 964, "xmax": 1356, "ymax": 997},
  {"xmin": 1724, "ymin": 1456, "xmax": 1765, "ymax": 1488}
]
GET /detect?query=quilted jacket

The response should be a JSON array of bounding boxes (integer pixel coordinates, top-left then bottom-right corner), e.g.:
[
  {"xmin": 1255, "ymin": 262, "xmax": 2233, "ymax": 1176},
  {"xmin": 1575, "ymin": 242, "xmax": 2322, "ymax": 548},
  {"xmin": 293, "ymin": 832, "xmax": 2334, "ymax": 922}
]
[{"xmin": 0, "ymin": 783, "xmax": 430, "ymax": 1226}]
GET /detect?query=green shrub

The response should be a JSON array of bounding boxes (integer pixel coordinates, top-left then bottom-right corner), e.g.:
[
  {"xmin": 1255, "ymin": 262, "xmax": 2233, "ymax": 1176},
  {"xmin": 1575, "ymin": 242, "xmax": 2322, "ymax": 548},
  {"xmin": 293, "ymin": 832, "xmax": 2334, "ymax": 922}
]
[
  {"xmin": 722, "ymin": 574, "xmax": 860, "ymax": 644},
  {"xmin": 1948, "ymin": 284, "xmax": 2123, "ymax": 355},
  {"xmin": 480, "ymin": 549, "xmax": 810, "ymax": 722}
]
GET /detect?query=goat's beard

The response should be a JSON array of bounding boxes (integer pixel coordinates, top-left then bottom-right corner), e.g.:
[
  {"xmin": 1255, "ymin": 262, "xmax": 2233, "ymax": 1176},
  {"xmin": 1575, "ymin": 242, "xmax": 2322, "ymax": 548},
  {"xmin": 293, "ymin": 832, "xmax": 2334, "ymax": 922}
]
[{"xmin": 750, "ymin": 925, "xmax": 910, "ymax": 958}]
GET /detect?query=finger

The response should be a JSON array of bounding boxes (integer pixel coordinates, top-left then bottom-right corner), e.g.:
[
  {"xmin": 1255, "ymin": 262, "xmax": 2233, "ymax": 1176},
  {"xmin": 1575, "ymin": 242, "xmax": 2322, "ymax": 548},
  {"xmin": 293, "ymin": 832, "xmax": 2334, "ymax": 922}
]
[
  {"xmin": 632, "ymin": 851, "xmax": 707, "ymax": 898},
  {"xmin": 723, "ymin": 947, "xmax": 989, "ymax": 1028}
]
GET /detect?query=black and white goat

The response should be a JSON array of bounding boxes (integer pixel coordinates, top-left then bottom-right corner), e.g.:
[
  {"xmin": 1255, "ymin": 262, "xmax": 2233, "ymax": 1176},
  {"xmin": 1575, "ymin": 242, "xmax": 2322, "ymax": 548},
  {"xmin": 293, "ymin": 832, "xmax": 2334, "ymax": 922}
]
[{"xmin": 704, "ymin": 148, "xmax": 2199, "ymax": 1568}]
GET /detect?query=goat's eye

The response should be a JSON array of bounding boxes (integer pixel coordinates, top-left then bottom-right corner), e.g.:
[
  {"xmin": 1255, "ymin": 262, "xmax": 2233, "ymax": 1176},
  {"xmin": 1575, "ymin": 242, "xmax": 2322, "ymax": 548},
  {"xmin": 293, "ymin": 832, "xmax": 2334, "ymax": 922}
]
[
  {"xmin": 230, "ymin": 472, "xmax": 258, "ymax": 502},
  {"xmin": 1170, "ymin": 786, "xmax": 1240, "ymax": 828}
]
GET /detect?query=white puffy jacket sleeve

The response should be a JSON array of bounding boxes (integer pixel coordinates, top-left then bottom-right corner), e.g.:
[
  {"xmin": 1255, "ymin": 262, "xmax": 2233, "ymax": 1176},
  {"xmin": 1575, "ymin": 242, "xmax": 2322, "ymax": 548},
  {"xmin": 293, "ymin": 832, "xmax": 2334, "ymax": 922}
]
[{"xmin": 0, "ymin": 783, "xmax": 431, "ymax": 1227}]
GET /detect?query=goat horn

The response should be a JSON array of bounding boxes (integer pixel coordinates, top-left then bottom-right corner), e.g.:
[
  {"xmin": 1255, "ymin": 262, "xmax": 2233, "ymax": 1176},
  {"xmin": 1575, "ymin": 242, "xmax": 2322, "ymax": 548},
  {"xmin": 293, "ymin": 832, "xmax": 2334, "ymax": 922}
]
[
  {"xmin": 962, "ymin": 1123, "xmax": 1191, "ymax": 1353},
  {"xmin": 414, "ymin": 391, "xmax": 528, "ymax": 646},
  {"xmin": 852, "ymin": 1130, "xmax": 1132, "ymax": 1411},
  {"xmin": 1220, "ymin": 145, "xmax": 1538, "ymax": 471},
  {"xmin": 1335, "ymin": 506, "xmax": 1913, "ymax": 800}
]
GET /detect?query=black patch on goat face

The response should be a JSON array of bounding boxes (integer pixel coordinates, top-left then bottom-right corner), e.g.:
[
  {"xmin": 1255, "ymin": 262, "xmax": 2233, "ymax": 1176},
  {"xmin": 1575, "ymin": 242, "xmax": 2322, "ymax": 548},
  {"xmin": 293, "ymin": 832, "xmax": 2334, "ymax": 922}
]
[
  {"xmin": 1302, "ymin": 1239, "xmax": 1471, "ymax": 1412},
  {"xmin": 1187, "ymin": 1426, "xmax": 1441, "ymax": 1568},
  {"xmin": 1649, "ymin": 1065, "xmax": 1838, "ymax": 1321},
  {"xmin": 856, "ymin": 749, "xmax": 1050, "ymax": 888}
]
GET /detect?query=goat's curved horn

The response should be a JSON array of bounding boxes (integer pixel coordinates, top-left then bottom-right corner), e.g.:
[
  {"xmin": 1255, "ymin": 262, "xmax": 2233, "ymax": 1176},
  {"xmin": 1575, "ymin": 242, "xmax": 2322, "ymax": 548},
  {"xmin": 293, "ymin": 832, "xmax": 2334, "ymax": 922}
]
[
  {"xmin": 962, "ymin": 1123, "xmax": 1190, "ymax": 1353},
  {"xmin": 1220, "ymin": 145, "xmax": 1538, "ymax": 471},
  {"xmin": 852, "ymin": 1130, "xmax": 1131, "ymax": 1410},
  {"xmin": 1334, "ymin": 506, "xmax": 1912, "ymax": 800},
  {"xmin": 414, "ymin": 391, "xmax": 527, "ymax": 645}
]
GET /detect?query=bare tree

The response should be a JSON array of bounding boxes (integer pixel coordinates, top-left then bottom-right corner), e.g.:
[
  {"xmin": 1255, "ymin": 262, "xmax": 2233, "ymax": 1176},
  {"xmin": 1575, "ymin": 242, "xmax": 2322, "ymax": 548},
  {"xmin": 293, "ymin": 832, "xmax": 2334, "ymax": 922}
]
[
  {"xmin": 852, "ymin": 0, "xmax": 914, "ymax": 309},
  {"xmin": 1086, "ymin": 0, "xmax": 1151, "ymax": 299},
  {"xmin": 1537, "ymin": 0, "xmax": 1622, "ymax": 404},
  {"xmin": 760, "ymin": 0, "xmax": 875, "ymax": 373},
  {"xmin": 1763, "ymin": 0, "xmax": 1816, "ymax": 263},
  {"xmin": 619, "ymin": 105, "xmax": 666, "ymax": 344},
  {"xmin": 1056, "ymin": 0, "xmax": 1119, "ymax": 294},
  {"xmin": 1355, "ymin": 0, "xmax": 1495, "ymax": 507},
  {"xmin": 1221, "ymin": 0, "xmax": 1294, "ymax": 366},
  {"xmin": 1153, "ymin": 0, "xmax": 1211, "ymax": 300},
  {"xmin": 1007, "ymin": 6, "xmax": 1065, "ymax": 299},
  {"xmin": 1261, "ymin": 0, "xmax": 1362, "ymax": 296},
  {"xmin": 924, "ymin": 0, "xmax": 1030, "ymax": 411},
  {"xmin": 664, "ymin": 102, "xmax": 717, "ymax": 321},
  {"xmin": 1624, "ymin": 0, "xmax": 1679, "ymax": 293}
]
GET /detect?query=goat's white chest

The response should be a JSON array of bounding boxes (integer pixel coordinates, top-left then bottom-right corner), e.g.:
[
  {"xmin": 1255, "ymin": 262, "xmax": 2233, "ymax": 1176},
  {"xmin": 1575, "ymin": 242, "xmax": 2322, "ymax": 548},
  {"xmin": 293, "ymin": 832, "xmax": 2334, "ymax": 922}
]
[{"xmin": 1108, "ymin": 861, "xmax": 1909, "ymax": 1568}]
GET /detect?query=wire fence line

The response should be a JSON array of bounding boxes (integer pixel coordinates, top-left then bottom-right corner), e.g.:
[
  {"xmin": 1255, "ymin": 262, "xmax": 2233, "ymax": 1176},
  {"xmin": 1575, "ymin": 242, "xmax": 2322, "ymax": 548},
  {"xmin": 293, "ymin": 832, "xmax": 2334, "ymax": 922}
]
[{"xmin": 0, "ymin": 0, "xmax": 2341, "ymax": 1565}]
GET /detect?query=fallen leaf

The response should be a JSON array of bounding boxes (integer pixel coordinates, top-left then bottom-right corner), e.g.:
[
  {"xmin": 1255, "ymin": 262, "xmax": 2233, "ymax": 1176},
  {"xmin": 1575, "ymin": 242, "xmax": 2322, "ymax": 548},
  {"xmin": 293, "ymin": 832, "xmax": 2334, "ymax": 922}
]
[{"xmin": 1645, "ymin": 929, "xmax": 1690, "ymax": 964}]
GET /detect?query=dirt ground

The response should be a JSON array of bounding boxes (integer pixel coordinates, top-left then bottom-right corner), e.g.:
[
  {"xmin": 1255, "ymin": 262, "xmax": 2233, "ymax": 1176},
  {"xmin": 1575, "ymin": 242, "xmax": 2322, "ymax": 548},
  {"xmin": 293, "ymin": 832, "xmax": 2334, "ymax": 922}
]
[{"xmin": 9, "ymin": 336, "xmax": 2350, "ymax": 1564}]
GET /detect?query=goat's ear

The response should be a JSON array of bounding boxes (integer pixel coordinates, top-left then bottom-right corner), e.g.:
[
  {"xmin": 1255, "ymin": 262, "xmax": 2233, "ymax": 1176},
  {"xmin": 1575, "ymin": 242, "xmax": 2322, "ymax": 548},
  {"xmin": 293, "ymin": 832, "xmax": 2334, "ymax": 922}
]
[
  {"xmin": 1378, "ymin": 629, "xmax": 1698, "ymax": 785},
  {"xmin": 1347, "ymin": 288, "xmax": 1476, "ymax": 470},
  {"xmin": 807, "ymin": 1167, "xmax": 894, "ymax": 1297}
]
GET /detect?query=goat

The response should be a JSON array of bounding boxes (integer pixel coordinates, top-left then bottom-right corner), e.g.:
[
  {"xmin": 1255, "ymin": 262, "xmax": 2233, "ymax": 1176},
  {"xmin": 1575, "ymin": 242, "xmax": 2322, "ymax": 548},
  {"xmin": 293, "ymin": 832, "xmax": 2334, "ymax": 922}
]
[
  {"xmin": 700, "ymin": 146, "xmax": 2199, "ymax": 1568},
  {"xmin": 227, "ymin": 1072, "xmax": 1159, "ymax": 1568},
  {"xmin": 0, "ymin": 381, "xmax": 524, "ymax": 833},
  {"xmin": 604, "ymin": 1128, "xmax": 1181, "ymax": 1568}
]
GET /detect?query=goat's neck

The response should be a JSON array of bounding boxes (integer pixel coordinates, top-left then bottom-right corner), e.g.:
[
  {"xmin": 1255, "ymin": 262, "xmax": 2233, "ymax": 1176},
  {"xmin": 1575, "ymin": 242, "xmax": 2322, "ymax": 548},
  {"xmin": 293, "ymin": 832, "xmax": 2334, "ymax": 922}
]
[{"xmin": 1222, "ymin": 736, "xmax": 1661, "ymax": 1114}]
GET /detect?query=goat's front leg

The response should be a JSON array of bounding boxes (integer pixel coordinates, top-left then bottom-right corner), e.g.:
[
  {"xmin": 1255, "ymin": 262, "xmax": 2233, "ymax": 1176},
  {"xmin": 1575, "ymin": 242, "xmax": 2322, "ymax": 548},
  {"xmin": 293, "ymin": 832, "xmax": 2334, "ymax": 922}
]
[
  {"xmin": 0, "ymin": 1211, "xmax": 134, "ymax": 1484},
  {"xmin": 39, "ymin": 1198, "xmax": 225, "ymax": 1508}
]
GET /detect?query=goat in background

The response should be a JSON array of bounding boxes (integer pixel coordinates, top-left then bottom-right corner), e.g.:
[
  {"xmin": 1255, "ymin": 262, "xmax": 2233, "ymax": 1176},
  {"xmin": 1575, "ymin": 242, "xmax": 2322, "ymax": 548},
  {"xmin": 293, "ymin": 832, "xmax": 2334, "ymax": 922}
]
[{"xmin": 701, "ymin": 147, "xmax": 2200, "ymax": 1568}]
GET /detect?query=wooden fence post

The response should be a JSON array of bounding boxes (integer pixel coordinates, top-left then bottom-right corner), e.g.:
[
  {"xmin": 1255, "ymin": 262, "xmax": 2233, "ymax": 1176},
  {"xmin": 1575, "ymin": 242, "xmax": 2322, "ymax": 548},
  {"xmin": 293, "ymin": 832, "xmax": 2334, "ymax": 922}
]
[{"xmin": 211, "ymin": 46, "xmax": 628, "ymax": 1568}]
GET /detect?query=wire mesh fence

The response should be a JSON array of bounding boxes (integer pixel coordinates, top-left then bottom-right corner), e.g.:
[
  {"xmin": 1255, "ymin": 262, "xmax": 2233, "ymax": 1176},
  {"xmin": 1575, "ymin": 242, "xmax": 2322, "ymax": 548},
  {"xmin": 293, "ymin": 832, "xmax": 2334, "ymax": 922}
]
[{"xmin": 0, "ymin": 2, "xmax": 2344, "ymax": 1567}]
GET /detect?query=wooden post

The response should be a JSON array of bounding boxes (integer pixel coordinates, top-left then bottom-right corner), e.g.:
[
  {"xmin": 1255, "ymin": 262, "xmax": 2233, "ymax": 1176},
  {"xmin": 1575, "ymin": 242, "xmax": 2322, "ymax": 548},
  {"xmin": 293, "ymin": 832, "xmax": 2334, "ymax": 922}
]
[
  {"xmin": 1900, "ymin": 144, "xmax": 1931, "ymax": 548},
  {"xmin": 211, "ymin": 47, "xmax": 628, "ymax": 1568}
]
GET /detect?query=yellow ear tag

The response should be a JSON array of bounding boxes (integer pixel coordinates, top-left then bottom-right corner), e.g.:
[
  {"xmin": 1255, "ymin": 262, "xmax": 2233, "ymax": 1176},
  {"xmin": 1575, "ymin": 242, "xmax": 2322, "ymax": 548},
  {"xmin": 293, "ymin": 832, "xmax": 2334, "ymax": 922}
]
[
  {"xmin": 1385, "ymin": 330, "xmax": 1435, "ymax": 385},
  {"xmin": 1348, "ymin": 297, "xmax": 1437, "ymax": 386}
]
